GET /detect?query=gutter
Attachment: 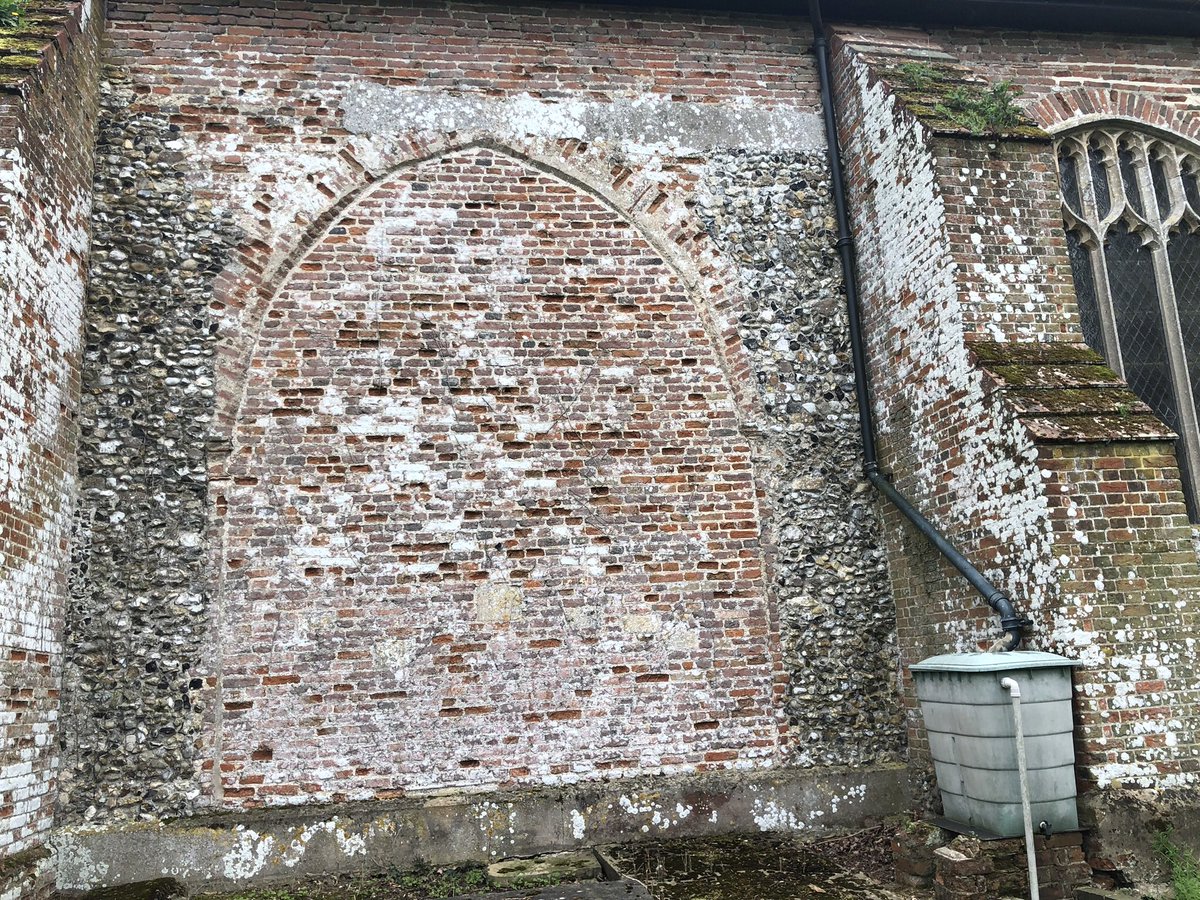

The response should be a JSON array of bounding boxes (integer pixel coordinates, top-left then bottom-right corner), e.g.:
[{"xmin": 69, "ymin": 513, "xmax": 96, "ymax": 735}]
[{"xmin": 807, "ymin": 0, "xmax": 1032, "ymax": 651}]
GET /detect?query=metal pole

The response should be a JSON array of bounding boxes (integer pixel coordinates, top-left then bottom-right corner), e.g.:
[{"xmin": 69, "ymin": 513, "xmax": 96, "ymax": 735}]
[{"xmin": 1001, "ymin": 677, "xmax": 1041, "ymax": 900}]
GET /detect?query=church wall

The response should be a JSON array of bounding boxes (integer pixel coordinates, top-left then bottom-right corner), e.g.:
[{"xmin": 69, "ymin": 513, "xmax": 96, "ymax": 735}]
[
  {"xmin": 0, "ymin": 1, "xmax": 102, "ymax": 895},
  {"xmin": 45, "ymin": 1, "xmax": 1200, "ymax": 892},
  {"xmin": 831, "ymin": 24, "xmax": 1200, "ymax": 882},
  {"xmin": 60, "ymin": 0, "xmax": 906, "ymax": 831}
]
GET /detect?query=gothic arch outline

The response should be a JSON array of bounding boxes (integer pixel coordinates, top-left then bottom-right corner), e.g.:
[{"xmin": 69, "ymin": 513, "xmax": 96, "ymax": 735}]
[
  {"xmin": 210, "ymin": 136, "xmax": 766, "ymax": 446},
  {"xmin": 204, "ymin": 140, "xmax": 790, "ymax": 793},
  {"xmin": 1032, "ymin": 87, "xmax": 1200, "ymax": 146}
]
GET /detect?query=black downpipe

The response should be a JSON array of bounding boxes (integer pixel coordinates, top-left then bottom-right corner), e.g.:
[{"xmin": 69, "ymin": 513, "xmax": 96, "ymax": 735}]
[{"xmin": 808, "ymin": 0, "xmax": 1030, "ymax": 651}]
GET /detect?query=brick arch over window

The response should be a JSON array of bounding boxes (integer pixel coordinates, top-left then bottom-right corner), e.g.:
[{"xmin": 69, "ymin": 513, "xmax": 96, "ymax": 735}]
[
  {"xmin": 211, "ymin": 146, "xmax": 784, "ymax": 805},
  {"xmin": 1032, "ymin": 87, "xmax": 1200, "ymax": 146},
  {"xmin": 210, "ymin": 138, "xmax": 763, "ymax": 440}
]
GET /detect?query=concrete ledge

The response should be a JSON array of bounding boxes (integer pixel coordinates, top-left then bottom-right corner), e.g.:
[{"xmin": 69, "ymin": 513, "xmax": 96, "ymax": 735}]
[{"xmin": 54, "ymin": 764, "xmax": 907, "ymax": 895}]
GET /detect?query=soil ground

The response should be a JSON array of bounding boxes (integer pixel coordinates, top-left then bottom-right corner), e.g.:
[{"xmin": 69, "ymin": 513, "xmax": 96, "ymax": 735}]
[{"xmin": 187, "ymin": 826, "xmax": 931, "ymax": 900}]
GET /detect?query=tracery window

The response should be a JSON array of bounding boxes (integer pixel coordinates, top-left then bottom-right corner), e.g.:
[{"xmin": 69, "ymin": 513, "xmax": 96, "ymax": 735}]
[{"xmin": 1057, "ymin": 126, "xmax": 1200, "ymax": 517}]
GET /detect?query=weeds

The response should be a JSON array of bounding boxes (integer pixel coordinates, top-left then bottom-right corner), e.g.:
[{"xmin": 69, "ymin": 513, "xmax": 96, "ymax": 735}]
[
  {"xmin": 201, "ymin": 861, "xmax": 562, "ymax": 899},
  {"xmin": 0, "ymin": 0, "xmax": 27, "ymax": 29},
  {"xmin": 1154, "ymin": 829, "xmax": 1200, "ymax": 900},
  {"xmin": 897, "ymin": 62, "xmax": 939, "ymax": 91},
  {"xmin": 933, "ymin": 81, "xmax": 1025, "ymax": 134}
]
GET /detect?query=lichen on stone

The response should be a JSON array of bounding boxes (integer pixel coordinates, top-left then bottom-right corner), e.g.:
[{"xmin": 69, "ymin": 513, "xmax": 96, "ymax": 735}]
[
  {"xmin": 61, "ymin": 67, "xmax": 239, "ymax": 824},
  {"xmin": 698, "ymin": 150, "xmax": 904, "ymax": 767}
]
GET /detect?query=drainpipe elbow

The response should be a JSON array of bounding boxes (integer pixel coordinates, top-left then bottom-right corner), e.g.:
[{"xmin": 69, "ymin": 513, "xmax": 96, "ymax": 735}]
[
  {"xmin": 989, "ymin": 591, "xmax": 1031, "ymax": 651},
  {"xmin": 1000, "ymin": 676, "xmax": 1021, "ymax": 698}
]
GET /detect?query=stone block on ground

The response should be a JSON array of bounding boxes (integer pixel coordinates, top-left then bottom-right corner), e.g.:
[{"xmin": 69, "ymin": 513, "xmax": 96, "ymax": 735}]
[{"xmin": 488, "ymin": 850, "xmax": 602, "ymax": 889}]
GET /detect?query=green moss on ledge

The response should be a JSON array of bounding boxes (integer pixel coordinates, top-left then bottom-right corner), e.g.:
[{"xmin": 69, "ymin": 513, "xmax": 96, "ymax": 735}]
[
  {"xmin": 0, "ymin": 36, "xmax": 48, "ymax": 52},
  {"xmin": 0, "ymin": 0, "xmax": 70, "ymax": 83},
  {"xmin": 883, "ymin": 61, "xmax": 1047, "ymax": 140},
  {"xmin": 0, "ymin": 53, "xmax": 39, "ymax": 67},
  {"xmin": 967, "ymin": 340, "xmax": 1175, "ymax": 443}
]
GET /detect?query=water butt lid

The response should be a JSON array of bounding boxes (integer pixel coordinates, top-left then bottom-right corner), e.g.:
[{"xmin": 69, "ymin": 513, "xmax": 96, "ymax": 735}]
[{"xmin": 910, "ymin": 650, "xmax": 1080, "ymax": 673}]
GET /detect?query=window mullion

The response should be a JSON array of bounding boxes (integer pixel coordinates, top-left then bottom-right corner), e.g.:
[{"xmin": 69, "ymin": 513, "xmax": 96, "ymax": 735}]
[
  {"xmin": 1075, "ymin": 140, "xmax": 1126, "ymax": 375},
  {"xmin": 1089, "ymin": 242, "xmax": 1126, "ymax": 378},
  {"xmin": 1151, "ymin": 244, "xmax": 1200, "ymax": 514}
]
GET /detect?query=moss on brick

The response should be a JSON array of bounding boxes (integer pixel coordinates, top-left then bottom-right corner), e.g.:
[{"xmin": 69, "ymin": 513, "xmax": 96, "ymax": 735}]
[
  {"xmin": 987, "ymin": 362, "xmax": 1122, "ymax": 388},
  {"xmin": 0, "ymin": 36, "xmax": 43, "ymax": 52},
  {"xmin": 882, "ymin": 60, "xmax": 1047, "ymax": 140},
  {"xmin": 1004, "ymin": 386, "xmax": 1149, "ymax": 416},
  {"xmin": 966, "ymin": 341, "xmax": 1105, "ymax": 367},
  {"xmin": 0, "ymin": 0, "xmax": 71, "ymax": 83}
]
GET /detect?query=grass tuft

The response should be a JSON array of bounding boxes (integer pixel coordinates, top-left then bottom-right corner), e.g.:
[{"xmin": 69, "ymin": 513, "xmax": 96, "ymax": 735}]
[
  {"xmin": 933, "ymin": 81, "xmax": 1025, "ymax": 134},
  {"xmin": 896, "ymin": 62, "xmax": 939, "ymax": 91},
  {"xmin": 0, "ymin": 0, "xmax": 27, "ymax": 29},
  {"xmin": 1154, "ymin": 829, "xmax": 1200, "ymax": 900}
]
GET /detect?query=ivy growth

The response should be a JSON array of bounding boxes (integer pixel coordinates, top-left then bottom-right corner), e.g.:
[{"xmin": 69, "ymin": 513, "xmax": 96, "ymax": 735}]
[
  {"xmin": 933, "ymin": 81, "xmax": 1026, "ymax": 134},
  {"xmin": 0, "ymin": 0, "xmax": 27, "ymax": 28},
  {"xmin": 1154, "ymin": 829, "xmax": 1200, "ymax": 900}
]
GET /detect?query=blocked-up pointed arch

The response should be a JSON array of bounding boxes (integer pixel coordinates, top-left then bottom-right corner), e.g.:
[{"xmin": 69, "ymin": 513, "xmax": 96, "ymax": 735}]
[
  {"xmin": 209, "ymin": 144, "xmax": 784, "ymax": 804},
  {"xmin": 211, "ymin": 138, "xmax": 764, "ymax": 442}
]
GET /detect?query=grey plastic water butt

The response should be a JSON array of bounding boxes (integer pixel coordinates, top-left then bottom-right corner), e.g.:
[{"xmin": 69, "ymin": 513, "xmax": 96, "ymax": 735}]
[{"xmin": 911, "ymin": 651, "xmax": 1081, "ymax": 838}]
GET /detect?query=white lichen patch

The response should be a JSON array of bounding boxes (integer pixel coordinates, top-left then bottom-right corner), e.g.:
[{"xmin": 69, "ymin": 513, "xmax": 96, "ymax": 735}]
[{"xmin": 222, "ymin": 827, "xmax": 276, "ymax": 881}]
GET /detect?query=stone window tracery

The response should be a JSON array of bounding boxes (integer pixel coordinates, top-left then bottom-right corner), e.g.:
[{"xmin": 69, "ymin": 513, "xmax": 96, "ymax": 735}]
[{"xmin": 1057, "ymin": 126, "xmax": 1200, "ymax": 517}]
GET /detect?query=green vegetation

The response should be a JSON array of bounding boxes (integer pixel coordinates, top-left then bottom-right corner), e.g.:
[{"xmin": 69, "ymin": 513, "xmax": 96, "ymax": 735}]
[
  {"xmin": 896, "ymin": 62, "xmax": 939, "ymax": 91},
  {"xmin": 887, "ymin": 61, "xmax": 1039, "ymax": 136},
  {"xmin": 0, "ymin": 0, "xmax": 27, "ymax": 29},
  {"xmin": 932, "ymin": 81, "xmax": 1025, "ymax": 134},
  {"xmin": 1154, "ymin": 829, "xmax": 1200, "ymax": 900},
  {"xmin": 202, "ymin": 862, "xmax": 565, "ymax": 900}
]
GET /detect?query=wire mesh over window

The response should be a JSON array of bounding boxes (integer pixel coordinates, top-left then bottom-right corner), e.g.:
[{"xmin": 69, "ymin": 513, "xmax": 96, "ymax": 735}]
[{"xmin": 1057, "ymin": 127, "xmax": 1200, "ymax": 518}]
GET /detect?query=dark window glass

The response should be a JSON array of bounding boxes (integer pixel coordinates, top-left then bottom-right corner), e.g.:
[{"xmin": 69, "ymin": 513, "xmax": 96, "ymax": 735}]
[
  {"xmin": 1118, "ymin": 144, "xmax": 1144, "ymax": 217},
  {"xmin": 1106, "ymin": 224, "xmax": 1180, "ymax": 431},
  {"xmin": 1170, "ymin": 227, "xmax": 1200, "ymax": 516},
  {"xmin": 1184, "ymin": 168, "xmax": 1200, "ymax": 212},
  {"xmin": 1059, "ymin": 150, "xmax": 1083, "ymax": 215},
  {"xmin": 1066, "ymin": 230, "xmax": 1104, "ymax": 352},
  {"xmin": 1171, "ymin": 229, "xmax": 1200, "ymax": 424},
  {"xmin": 1089, "ymin": 142, "xmax": 1112, "ymax": 218},
  {"xmin": 1151, "ymin": 152, "xmax": 1173, "ymax": 220}
]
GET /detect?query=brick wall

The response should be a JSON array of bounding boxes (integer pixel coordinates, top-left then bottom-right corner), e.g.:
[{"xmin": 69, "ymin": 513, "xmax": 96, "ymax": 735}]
[
  {"xmin": 829, "ymin": 25, "xmax": 1200, "ymax": 822},
  {"xmin": 826, "ymin": 24, "xmax": 1200, "ymax": 141},
  {"xmin": 217, "ymin": 146, "xmax": 781, "ymax": 802},
  {"xmin": 75, "ymin": 0, "xmax": 1200, "ymax": 856},
  {"xmin": 0, "ymin": 0, "xmax": 102, "ymax": 895},
  {"xmin": 66, "ymin": 0, "xmax": 906, "ymax": 821}
]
